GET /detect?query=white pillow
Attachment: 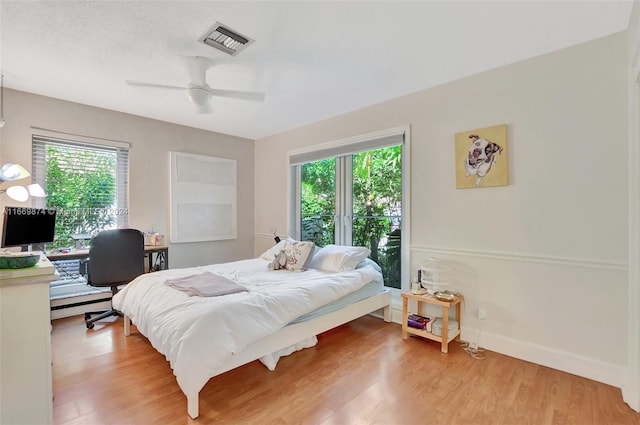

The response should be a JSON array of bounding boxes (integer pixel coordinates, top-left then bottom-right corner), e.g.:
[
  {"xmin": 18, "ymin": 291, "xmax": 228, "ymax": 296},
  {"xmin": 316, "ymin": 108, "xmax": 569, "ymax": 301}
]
[
  {"xmin": 259, "ymin": 238, "xmax": 293, "ymax": 260},
  {"xmin": 309, "ymin": 244, "xmax": 371, "ymax": 272},
  {"xmin": 356, "ymin": 257, "xmax": 382, "ymax": 274},
  {"xmin": 283, "ymin": 241, "xmax": 316, "ymax": 271}
]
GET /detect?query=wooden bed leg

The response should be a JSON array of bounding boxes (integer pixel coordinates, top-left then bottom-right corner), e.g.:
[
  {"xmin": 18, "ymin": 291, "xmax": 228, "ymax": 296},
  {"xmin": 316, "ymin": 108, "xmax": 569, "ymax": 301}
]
[
  {"xmin": 383, "ymin": 305, "xmax": 391, "ymax": 323},
  {"xmin": 124, "ymin": 315, "xmax": 131, "ymax": 337},
  {"xmin": 187, "ymin": 394, "xmax": 199, "ymax": 419}
]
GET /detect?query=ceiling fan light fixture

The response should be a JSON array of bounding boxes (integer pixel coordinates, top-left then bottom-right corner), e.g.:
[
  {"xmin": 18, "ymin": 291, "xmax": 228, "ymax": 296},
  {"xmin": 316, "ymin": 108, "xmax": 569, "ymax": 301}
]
[
  {"xmin": 187, "ymin": 86, "xmax": 212, "ymax": 106},
  {"xmin": 195, "ymin": 103, "xmax": 213, "ymax": 114},
  {"xmin": 199, "ymin": 22, "xmax": 254, "ymax": 56}
]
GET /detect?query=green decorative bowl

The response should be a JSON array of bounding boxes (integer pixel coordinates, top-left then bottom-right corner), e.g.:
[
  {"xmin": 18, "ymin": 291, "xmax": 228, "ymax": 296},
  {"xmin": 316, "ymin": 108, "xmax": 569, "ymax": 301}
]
[{"xmin": 0, "ymin": 254, "xmax": 40, "ymax": 269}]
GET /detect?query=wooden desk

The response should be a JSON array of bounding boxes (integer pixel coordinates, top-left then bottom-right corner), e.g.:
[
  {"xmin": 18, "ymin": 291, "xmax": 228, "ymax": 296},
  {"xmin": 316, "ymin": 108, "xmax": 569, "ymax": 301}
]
[
  {"xmin": 142, "ymin": 245, "xmax": 169, "ymax": 271},
  {"xmin": 47, "ymin": 245, "xmax": 169, "ymax": 271}
]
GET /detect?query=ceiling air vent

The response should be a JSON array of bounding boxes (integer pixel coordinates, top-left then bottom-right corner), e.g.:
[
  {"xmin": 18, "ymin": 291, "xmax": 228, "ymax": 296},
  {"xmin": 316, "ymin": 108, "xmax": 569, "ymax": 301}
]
[{"xmin": 198, "ymin": 22, "xmax": 254, "ymax": 56}]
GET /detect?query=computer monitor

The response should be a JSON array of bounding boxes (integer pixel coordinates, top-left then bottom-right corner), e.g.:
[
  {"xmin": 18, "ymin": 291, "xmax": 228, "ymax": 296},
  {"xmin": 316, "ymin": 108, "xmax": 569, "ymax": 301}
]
[{"xmin": 1, "ymin": 207, "xmax": 57, "ymax": 252}]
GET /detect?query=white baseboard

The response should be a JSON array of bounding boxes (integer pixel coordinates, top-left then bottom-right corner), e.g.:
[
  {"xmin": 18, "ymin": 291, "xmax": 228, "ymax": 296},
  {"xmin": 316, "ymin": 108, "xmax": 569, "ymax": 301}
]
[
  {"xmin": 50, "ymin": 292, "xmax": 112, "ymax": 320},
  {"xmin": 412, "ymin": 245, "xmax": 627, "ymax": 271},
  {"xmin": 51, "ymin": 300, "xmax": 111, "ymax": 320},
  {"xmin": 387, "ymin": 305, "xmax": 624, "ymax": 388},
  {"xmin": 622, "ymin": 385, "xmax": 640, "ymax": 412},
  {"xmin": 472, "ymin": 328, "xmax": 624, "ymax": 388}
]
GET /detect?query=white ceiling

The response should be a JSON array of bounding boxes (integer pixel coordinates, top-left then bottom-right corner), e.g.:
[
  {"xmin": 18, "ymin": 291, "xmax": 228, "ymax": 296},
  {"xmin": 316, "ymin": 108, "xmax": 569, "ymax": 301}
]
[{"xmin": 0, "ymin": 1, "xmax": 633, "ymax": 140}]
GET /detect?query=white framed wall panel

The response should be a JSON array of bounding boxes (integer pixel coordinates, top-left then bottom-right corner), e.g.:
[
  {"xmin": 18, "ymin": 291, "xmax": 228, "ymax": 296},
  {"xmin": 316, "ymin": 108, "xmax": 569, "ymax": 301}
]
[{"xmin": 170, "ymin": 152, "xmax": 237, "ymax": 243}]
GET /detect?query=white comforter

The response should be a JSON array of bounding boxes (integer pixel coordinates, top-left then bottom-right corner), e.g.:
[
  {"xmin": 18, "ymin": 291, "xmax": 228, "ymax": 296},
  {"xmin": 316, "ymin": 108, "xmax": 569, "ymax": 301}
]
[{"xmin": 112, "ymin": 258, "xmax": 381, "ymax": 398}]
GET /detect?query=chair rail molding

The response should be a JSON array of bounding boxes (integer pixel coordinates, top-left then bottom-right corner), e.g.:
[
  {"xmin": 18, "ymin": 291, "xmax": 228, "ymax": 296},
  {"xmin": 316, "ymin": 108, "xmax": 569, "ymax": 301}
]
[{"xmin": 411, "ymin": 245, "xmax": 627, "ymax": 272}]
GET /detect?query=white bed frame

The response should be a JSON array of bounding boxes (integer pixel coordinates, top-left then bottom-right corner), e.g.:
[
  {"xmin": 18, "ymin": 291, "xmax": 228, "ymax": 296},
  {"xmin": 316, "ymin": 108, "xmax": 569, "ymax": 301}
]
[{"xmin": 124, "ymin": 288, "xmax": 391, "ymax": 418}]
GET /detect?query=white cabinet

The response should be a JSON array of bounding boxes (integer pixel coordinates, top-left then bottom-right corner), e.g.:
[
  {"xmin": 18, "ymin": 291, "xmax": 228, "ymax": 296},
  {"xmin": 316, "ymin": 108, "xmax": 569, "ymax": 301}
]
[{"xmin": 0, "ymin": 255, "xmax": 56, "ymax": 425}]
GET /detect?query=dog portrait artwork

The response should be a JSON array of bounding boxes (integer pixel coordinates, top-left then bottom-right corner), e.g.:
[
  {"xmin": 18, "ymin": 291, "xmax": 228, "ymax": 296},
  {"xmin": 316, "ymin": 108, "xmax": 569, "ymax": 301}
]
[
  {"xmin": 455, "ymin": 124, "xmax": 508, "ymax": 189},
  {"xmin": 465, "ymin": 134, "xmax": 503, "ymax": 186}
]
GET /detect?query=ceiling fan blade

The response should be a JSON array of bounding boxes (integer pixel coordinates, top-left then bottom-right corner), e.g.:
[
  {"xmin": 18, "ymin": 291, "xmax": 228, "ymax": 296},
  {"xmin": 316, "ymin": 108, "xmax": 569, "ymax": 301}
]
[
  {"xmin": 126, "ymin": 81, "xmax": 186, "ymax": 90},
  {"xmin": 179, "ymin": 56, "xmax": 214, "ymax": 86},
  {"xmin": 208, "ymin": 88, "xmax": 265, "ymax": 102}
]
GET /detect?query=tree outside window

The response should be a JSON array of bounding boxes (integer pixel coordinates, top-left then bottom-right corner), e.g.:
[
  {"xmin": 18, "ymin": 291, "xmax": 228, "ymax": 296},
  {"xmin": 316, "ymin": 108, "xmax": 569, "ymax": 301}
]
[
  {"xmin": 300, "ymin": 145, "xmax": 402, "ymax": 288},
  {"xmin": 32, "ymin": 136, "xmax": 129, "ymax": 250}
]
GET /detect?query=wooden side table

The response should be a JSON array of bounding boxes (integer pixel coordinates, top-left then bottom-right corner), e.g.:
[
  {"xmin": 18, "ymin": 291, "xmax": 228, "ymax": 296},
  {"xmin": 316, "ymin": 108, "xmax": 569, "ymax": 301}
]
[{"xmin": 401, "ymin": 291, "xmax": 463, "ymax": 353}]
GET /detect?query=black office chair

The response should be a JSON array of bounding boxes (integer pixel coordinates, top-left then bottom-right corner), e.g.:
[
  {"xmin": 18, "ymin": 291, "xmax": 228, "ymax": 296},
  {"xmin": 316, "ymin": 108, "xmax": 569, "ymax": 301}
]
[{"xmin": 82, "ymin": 229, "xmax": 145, "ymax": 329}]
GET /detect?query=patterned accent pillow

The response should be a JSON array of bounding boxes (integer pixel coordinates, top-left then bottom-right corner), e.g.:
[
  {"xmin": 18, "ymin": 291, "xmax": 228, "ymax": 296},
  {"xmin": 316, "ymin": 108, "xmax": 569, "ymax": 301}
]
[
  {"xmin": 283, "ymin": 241, "xmax": 316, "ymax": 271},
  {"xmin": 259, "ymin": 238, "xmax": 293, "ymax": 260}
]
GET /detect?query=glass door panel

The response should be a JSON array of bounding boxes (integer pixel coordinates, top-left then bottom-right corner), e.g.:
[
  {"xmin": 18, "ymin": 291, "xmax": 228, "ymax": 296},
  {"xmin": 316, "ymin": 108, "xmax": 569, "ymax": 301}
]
[
  {"xmin": 352, "ymin": 146, "xmax": 402, "ymax": 288},
  {"xmin": 298, "ymin": 144, "xmax": 403, "ymax": 289},
  {"xmin": 300, "ymin": 158, "xmax": 336, "ymax": 246}
]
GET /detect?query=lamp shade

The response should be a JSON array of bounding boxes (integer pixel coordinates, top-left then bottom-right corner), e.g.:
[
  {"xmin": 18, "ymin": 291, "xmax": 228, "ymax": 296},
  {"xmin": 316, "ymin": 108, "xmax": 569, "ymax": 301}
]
[
  {"xmin": 27, "ymin": 183, "xmax": 46, "ymax": 197},
  {"xmin": 5, "ymin": 185, "xmax": 29, "ymax": 202},
  {"xmin": 0, "ymin": 163, "xmax": 30, "ymax": 182}
]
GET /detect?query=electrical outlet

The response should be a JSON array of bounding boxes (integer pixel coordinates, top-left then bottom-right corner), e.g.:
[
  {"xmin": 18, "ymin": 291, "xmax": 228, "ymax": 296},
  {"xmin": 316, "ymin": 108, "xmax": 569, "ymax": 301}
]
[
  {"xmin": 469, "ymin": 342, "xmax": 479, "ymax": 352},
  {"xmin": 478, "ymin": 308, "xmax": 487, "ymax": 320}
]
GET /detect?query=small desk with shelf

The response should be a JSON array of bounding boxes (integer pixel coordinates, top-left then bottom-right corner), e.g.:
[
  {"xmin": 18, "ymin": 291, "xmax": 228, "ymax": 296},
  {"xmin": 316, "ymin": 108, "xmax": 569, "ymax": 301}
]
[
  {"xmin": 46, "ymin": 246, "xmax": 169, "ymax": 317},
  {"xmin": 142, "ymin": 245, "xmax": 169, "ymax": 272},
  {"xmin": 401, "ymin": 291, "xmax": 463, "ymax": 353},
  {"xmin": 47, "ymin": 245, "xmax": 169, "ymax": 272}
]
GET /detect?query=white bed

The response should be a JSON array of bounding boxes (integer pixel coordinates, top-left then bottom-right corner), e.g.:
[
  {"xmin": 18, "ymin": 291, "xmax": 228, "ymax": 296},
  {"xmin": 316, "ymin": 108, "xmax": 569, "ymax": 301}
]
[{"xmin": 112, "ymin": 255, "xmax": 391, "ymax": 418}]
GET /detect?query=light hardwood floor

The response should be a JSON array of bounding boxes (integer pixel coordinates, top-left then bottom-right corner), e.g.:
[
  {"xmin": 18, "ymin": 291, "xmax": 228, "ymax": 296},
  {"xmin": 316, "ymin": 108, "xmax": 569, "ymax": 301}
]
[{"xmin": 52, "ymin": 315, "xmax": 640, "ymax": 425}]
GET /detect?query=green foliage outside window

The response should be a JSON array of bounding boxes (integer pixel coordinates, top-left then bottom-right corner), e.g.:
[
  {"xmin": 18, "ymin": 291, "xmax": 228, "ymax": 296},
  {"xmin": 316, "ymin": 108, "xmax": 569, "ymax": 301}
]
[
  {"xmin": 301, "ymin": 157, "xmax": 336, "ymax": 247},
  {"xmin": 300, "ymin": 145, "xmax": 402, "ymax": 288},
  {"xmin": 352, "ymin": 146, "xmax": 402, "ymax": 287},
  {"xmin": 45, "ymin": 146, "xmax": 117, "ymax": 249}
]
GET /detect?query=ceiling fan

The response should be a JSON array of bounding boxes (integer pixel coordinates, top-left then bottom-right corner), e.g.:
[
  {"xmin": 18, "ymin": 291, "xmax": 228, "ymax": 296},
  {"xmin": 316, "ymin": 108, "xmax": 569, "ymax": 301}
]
[{"xmin": 126, "ymin": 56, "xmax": 265, "ymax": 113}]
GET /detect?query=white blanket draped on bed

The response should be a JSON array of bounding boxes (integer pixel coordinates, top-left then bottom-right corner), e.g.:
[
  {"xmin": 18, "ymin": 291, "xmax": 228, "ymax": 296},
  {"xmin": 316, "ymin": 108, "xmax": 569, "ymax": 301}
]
[{"xmin": 112, "ymin": 257, "xmax": 381, "ymax": 399}]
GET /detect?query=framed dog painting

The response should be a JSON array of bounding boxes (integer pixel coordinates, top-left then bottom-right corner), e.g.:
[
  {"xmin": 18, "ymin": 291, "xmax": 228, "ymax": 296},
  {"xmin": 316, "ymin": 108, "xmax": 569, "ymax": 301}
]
[{"xmin": 455, "ymin": 124, "xmax": 508, "ymax": 189}]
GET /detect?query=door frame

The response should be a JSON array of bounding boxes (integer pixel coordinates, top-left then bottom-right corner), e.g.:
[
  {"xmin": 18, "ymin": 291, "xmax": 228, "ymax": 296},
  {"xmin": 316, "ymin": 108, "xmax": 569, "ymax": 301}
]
[{"xmin": 287, "ymin": 125, "xmax": 411, "ymax": 291}]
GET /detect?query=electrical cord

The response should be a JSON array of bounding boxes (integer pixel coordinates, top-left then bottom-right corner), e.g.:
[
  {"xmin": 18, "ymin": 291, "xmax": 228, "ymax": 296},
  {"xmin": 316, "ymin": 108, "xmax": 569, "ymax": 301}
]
[
  {"xmin": 455, "ymin": 292, "xmax": 487, "ymax": 360},
  {"xmin": 460, "ymin": 301, "xmax": 487, "ymax": 360},
  {"xmin": 459, "ymin": 341, "xmax": 487, "ymax": 360}
]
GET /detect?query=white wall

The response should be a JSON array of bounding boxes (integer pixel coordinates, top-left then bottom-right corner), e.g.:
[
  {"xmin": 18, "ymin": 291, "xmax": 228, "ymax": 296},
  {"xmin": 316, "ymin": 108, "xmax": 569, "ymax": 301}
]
[
  {"xmin": 255, "ymin": 33, "xmax": 629, "ymax": 387},
  {"xmin": 0, "ymin": 90, "xmax": 255, "ymax": 268},
  {"xmin": 625, "ymin": 0, "xmax": 640, "ymax": 412}
]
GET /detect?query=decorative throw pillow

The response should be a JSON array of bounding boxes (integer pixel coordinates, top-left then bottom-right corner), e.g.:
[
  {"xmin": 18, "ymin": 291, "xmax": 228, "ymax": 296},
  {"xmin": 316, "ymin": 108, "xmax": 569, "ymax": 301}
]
[
  {"xmin": 259, "ymin": 238, "xmax": 293, "ymax": 261},
  {"xmin": 283, "ymin": 241, "xmax": 315, "ymax": 271},
  {"xmin": 309, "ymin": 244, "xmax": 371, "ymax": 272}
]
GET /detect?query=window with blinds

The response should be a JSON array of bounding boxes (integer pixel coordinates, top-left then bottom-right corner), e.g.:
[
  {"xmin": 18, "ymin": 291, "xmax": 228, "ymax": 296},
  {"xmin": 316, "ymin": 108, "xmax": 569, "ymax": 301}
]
[{"xmin": 32, "ymin": 135, "xmax": 129, "ymax": 249}]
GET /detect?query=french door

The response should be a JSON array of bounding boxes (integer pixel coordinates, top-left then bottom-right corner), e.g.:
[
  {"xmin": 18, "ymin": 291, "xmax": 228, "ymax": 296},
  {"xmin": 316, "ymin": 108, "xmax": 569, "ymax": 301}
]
[{"xmin": 293, "ymin": 132, "xmax": 405, "ymax": 289}]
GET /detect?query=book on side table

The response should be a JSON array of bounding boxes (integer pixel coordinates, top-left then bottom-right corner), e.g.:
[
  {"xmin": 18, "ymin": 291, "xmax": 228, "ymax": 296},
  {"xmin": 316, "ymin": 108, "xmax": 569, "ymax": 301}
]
[{"xmin": 407, "ymin": 313, "xmax": 433, "ymax": 331}]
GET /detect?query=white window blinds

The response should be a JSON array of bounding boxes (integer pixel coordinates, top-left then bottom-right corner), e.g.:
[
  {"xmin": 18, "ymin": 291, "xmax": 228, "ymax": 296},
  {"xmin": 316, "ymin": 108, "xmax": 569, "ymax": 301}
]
[
  {"xmin": 32, "ymin": 134, "xmax": 130, "ymax": 245},
  {"xmin": 289, "ymin": 133, "xmax": 404, "ymax": 166}
]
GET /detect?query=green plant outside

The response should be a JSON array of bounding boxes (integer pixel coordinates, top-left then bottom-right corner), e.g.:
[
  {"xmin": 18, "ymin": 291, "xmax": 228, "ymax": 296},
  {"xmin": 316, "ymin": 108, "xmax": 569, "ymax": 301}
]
[
  {"xmin": 44, "ymin": 146, "xmax": 117, "ymax": 249},
  {"xmin": 301, "ymin": 157, "xmax": 336, "ymax": 247},
  {"xmin": 300, "ymin": 145, "xmax": 402, "ymax": 288}
]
